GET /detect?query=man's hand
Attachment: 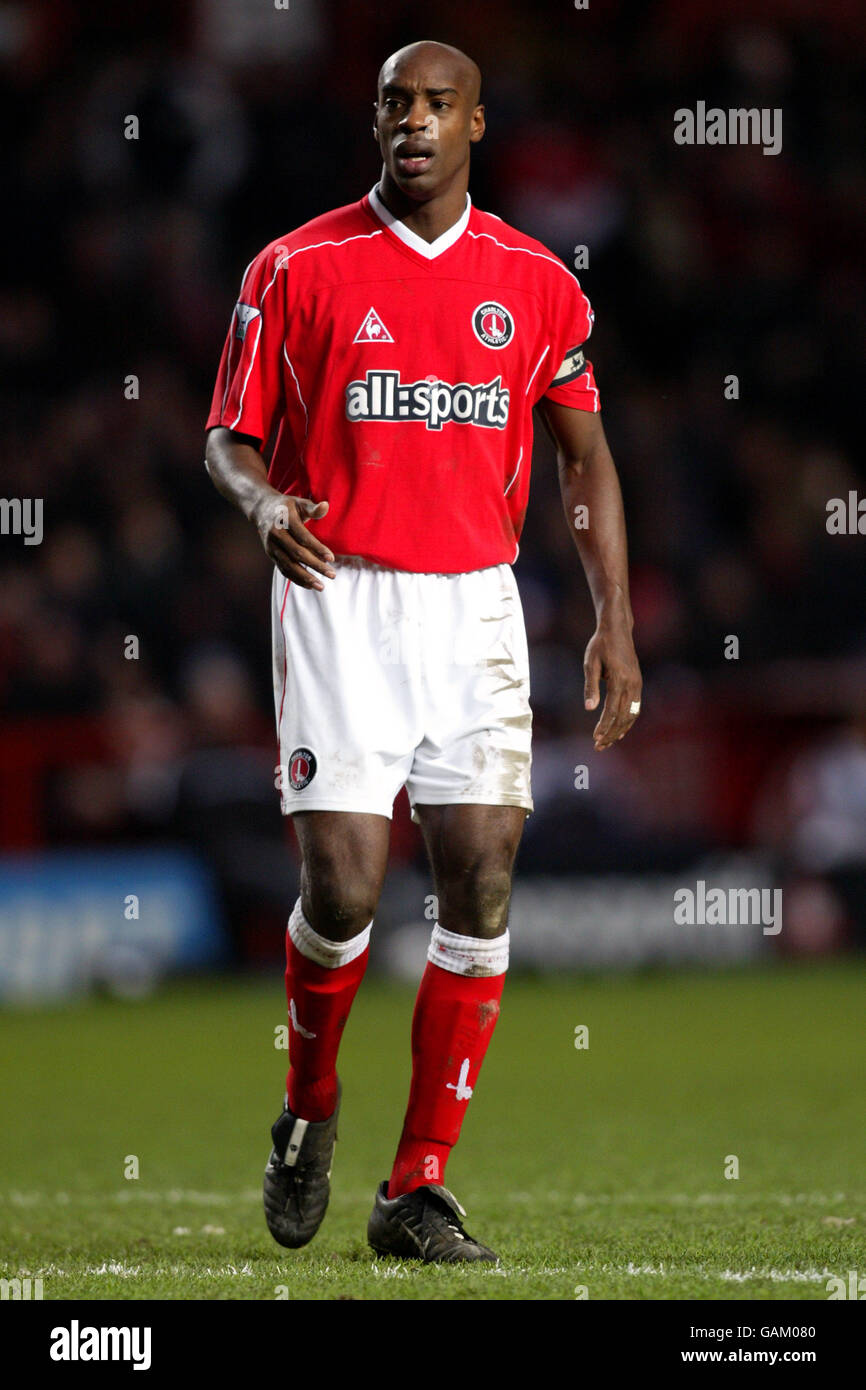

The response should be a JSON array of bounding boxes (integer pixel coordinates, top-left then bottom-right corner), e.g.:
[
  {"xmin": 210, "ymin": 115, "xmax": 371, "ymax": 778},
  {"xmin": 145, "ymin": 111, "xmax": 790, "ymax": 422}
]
[
  {"xmin": 583, "ymin": 610, "xmax": 642, "ymax": 751},
  {"xmin": 252, "ymin": 492, "xmax": 336, "ymax": 591},
  {"xmin": 536, "ymin": 400, "xmax": 643, "ymax": 750},
  {"xmin": 204, "ymin": 427, "xmax": 336, "ymax": 592}
]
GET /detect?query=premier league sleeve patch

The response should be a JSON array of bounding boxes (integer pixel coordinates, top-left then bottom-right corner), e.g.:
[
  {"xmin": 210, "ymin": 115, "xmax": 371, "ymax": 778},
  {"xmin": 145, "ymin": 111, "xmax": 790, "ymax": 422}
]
[
  {"xmin": 549, "ymin": 344, "xmax": 588, "ymax": 386},
  {"xmin": 235, "ymin": 303, "xmax": 262, "ymax": 341}
]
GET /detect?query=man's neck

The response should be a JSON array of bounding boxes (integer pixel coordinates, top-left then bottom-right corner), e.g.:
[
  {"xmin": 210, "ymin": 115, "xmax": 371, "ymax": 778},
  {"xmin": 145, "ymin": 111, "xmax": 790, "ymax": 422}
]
[{"xmin": 376, "ymin": 171, "xmax": 470, "ymax": 245}]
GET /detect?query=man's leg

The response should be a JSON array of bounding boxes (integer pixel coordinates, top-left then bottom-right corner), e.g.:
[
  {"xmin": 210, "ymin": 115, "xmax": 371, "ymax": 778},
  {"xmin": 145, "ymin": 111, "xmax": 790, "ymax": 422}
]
[
  {"xmin": 284, "ymin": 810, "xmax": 391, "ymax": 1118},
  {"xmin": 387, "ymin": 802, "xmax": 525, "ymax": 1198},
  {"xmin": 264, "ymin": 809, "xmax": 390, "ymax": 1249}
]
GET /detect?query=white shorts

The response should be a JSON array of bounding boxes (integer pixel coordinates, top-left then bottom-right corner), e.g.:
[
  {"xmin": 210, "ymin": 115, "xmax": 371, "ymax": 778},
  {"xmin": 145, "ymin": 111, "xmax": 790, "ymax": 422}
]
[{"xmin": 271, "ymin": 558, "xmax": 533, "ymax": 820}]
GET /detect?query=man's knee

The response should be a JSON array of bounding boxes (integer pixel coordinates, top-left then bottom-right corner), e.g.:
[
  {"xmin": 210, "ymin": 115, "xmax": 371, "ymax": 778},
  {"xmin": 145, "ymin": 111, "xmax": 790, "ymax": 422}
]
[
  {"xmin": 293, "ymin": 812, "xmax": 389, "ymax": 942},
  {"xmin": 437, "ymin": 854, "xmax": 515, "ymax": 938},
  {"xmin": 300, "ymin": 859, "xmax": 382, "ymax": 942}
]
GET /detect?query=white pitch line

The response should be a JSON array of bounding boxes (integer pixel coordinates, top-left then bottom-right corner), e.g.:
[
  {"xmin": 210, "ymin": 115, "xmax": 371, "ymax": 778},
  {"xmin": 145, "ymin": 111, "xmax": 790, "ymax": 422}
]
[
  {"xmin": 605, "ymin": 1262, "xmax": 838, "ymax": 1284},
  {"xmin": 37, "ymin": 1262, "xmax": 259, "ymax": 1279},
  {"xmin": 27, "ymin": 1260, "xmax": 842, "ymax": 1285},
  {"xmin": 3, "ymin": 1189, "xmax": 863, "ymax": 1207},
  {"xmin": 368, "ymin": 1262, "xmax": 840, "ymax": 1283},
  {"xmin": 512, "ymin": 1191, "xmax": 863, "ymax": 1207},
  {"xmin": 2, "ymin": 1189, "xmax": 263, "ymax": 1207}
]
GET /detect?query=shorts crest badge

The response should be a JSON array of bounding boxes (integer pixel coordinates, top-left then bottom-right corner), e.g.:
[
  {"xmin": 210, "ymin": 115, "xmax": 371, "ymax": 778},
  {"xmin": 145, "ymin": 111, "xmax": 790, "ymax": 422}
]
[{"xmin": 288, "ymin": 747, "xmax": 317, "ymax": 790}]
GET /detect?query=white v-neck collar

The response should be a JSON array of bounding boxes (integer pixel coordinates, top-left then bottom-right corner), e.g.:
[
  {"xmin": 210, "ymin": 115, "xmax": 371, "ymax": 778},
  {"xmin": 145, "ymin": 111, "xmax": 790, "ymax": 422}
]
[{"xmin": 368, "ymin": 183, "xmax": 471, "ymax": 260}]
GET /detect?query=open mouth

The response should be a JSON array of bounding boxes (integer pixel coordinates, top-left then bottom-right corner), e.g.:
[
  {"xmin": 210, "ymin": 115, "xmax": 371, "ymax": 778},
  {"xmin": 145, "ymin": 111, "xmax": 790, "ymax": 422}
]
[{"xmin": 394, "ymin": 146, "xmax": 435, "ymax": 175}]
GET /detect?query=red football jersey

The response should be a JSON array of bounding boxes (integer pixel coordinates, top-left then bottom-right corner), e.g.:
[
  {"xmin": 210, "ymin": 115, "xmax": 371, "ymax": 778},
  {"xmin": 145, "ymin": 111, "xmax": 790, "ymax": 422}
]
[{"xmin": 206, "ymin": 186, "xmax": 600, "ymax": 573}]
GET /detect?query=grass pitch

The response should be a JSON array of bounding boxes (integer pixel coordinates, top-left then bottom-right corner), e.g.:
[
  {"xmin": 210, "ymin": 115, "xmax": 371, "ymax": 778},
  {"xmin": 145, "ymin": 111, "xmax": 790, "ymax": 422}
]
[{"xmin": 1, "ymin": 962, "xmax": 864, "ymax": 1300}]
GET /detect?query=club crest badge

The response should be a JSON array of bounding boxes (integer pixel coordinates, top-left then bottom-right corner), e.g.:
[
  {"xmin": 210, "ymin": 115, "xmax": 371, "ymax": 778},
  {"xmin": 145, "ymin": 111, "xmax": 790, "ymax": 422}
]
[
  {"xmin": 288, "ymin": 747, "xmax": 317, "ymax": 790},
  {"xmin": 472, "ymin": 301, "xmax": 514, "ymax": 349}
]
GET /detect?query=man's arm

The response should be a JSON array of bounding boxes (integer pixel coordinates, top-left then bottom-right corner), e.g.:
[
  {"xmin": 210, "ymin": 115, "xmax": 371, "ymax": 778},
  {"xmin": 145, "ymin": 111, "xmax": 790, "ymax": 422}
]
[
  {"xmin": 536, "ymin": 400, "xmax": 642, "ymax": 750},
  {"xmin": 204, "ymin": 426, "xmax": 335, "ymax": 591}
]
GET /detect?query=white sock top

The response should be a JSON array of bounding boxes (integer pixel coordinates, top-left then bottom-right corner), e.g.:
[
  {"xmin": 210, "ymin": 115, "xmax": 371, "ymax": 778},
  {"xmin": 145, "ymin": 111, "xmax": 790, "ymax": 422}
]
[
  {"xmin": 288, "ymin": 898, "xmax": 372, "ymax": 969},
  {"xmin": 428, "ymin": 922, "xmax": 510, "ymax": 977}
]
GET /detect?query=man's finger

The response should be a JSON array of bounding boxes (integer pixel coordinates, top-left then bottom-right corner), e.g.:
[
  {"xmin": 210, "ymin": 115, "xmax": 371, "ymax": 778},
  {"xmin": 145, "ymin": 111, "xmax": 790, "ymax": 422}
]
[
  {"xmin": 591, "ymin": 675, "xmax": 619, "ymax": 746},
  {"xmin": 298, "ymin": 498, "xmax": 329, "ymax": 521},
  {"xmin": 592, "ymin": 692, "xmax": 618, "ymax": 748},
  {"xmin": 273, "ymin": 498, "xmax": 335, "ymax": 563},
  {"xmin": 584, "ymin": 648, "xmax": 601, "ymax": 710},
  {"xmin": 271, "ymin": 496, "xmax": 336, "ymax": 575},
  {"xmin": 607, "ymin": 687, "xmax": 634, "ymax": 746},
  {"xmin": 294, "ymin": 498, "xmax": 332, "ymax": 558},
  {"xmin": 596, "ymin": 678, "xmax": 641, "ymax": 748},
  {"xmin": 615, "ymin": 686, "xmax": 642, "ymax": 740},
  {"xmin": 269, "ymin": 530, "xmax": 336, "ymax": 580},
  {"xmin": 273, "ymin": 495, "xmax": 329, "ymax": 523},
  {"xmin": 593, "ymin": 671, "xmax": 630, "ymax": 748},
  {"xmin": 272, "ymin": 553, "xmax": 327, "ymax": 591},
  {"xmin": 286, "ymin": 517, "xmax": 336, "ymax": 566}
]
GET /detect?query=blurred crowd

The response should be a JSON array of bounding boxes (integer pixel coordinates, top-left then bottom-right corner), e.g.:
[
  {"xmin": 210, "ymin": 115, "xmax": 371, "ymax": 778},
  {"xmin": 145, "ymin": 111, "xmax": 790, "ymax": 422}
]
[{"xmin": 2, "ymin": 0, "xmax": 864, "ymax": 947}]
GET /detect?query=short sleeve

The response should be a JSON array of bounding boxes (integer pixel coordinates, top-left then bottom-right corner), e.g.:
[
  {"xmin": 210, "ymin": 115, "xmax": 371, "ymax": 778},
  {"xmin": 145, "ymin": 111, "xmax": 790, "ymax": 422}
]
[
  {"xmin": 540, "ymin": 270, "xmax": 600, "ymax": 413},
  {"xmin": 206, "ymin": 244, "xmax": 288, "ymax": 444}
]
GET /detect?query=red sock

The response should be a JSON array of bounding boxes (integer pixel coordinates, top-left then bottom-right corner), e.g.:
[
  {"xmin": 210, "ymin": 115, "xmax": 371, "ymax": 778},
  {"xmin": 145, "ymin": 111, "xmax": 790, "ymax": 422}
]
[
  {"xmin": 284, "ymin": 930, "xmax": 368, "ymax": 1122},
  {"xmin": 388, "ymin": 960, "xmax": 505, "ymax": 1198}
]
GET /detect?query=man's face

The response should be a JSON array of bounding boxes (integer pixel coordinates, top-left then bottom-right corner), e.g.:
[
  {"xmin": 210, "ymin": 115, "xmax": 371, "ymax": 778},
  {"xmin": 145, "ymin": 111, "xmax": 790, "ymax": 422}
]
[{"xmin": 373, "ymin": 51, "xmax": 484, "ymax": 200}]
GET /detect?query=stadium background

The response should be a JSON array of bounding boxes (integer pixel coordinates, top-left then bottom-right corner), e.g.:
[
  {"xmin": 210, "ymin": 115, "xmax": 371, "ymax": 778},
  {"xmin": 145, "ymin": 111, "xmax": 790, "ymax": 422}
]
[{"xmin": 1, "ymin": 0, "xmax": 864, "ymax": 1303}]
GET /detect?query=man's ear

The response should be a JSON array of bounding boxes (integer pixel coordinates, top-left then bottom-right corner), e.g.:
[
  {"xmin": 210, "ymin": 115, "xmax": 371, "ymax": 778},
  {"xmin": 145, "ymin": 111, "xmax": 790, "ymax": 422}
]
[{"xmin": 470, "ymin": 105, "xmax": 486, "ymax": 144}]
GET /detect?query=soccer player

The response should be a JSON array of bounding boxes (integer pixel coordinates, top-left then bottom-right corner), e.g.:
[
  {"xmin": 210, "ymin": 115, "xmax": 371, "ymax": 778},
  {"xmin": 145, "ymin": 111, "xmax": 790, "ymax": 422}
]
[{"xmin": 205, "ymin": 40, "xmax": 642, "ymax": 1263}]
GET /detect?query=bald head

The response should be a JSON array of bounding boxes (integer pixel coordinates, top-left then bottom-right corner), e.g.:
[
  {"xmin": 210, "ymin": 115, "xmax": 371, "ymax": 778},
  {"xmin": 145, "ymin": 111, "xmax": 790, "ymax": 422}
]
[
  {"xmin": 373, "ymin": 39, "xmax": 485, "ymax": 214},
  {"xmin": 378, "ymin": 41, "xmax": 482, "ymax": 107}
]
